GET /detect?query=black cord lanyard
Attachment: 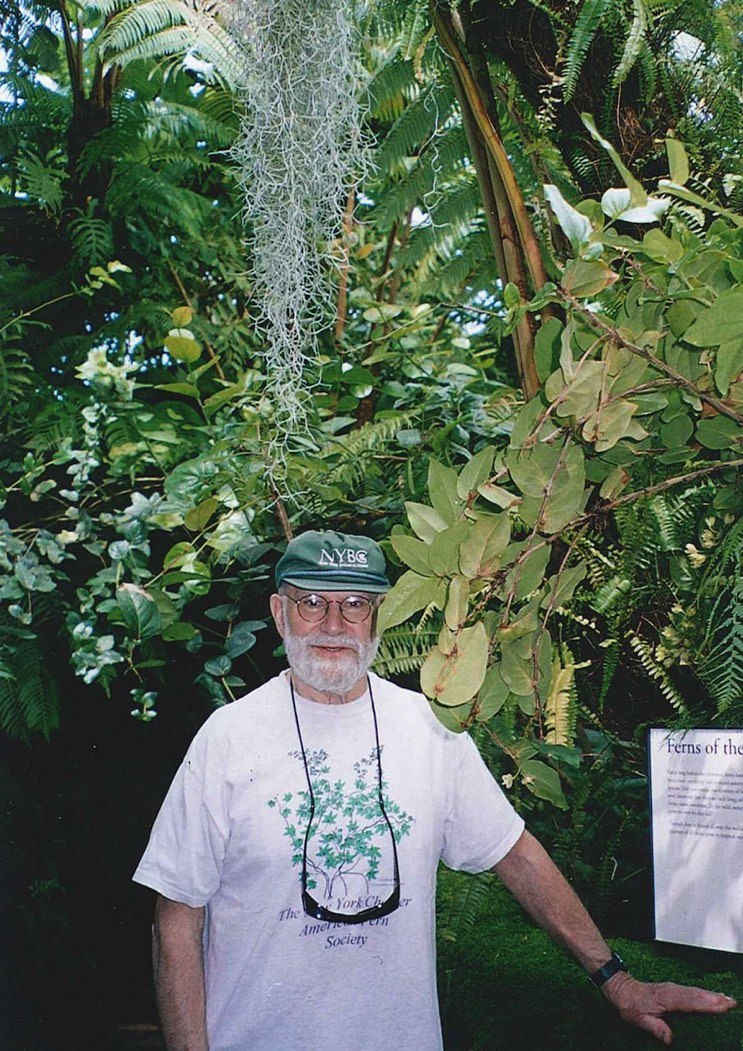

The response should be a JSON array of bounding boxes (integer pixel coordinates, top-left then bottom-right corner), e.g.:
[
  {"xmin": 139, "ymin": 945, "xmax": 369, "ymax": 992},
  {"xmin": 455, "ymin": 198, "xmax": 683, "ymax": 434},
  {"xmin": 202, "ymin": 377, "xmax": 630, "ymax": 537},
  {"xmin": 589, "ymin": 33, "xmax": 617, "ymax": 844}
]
[{"xmin": 289, "ymin": 674, "xmax": 401, "ymax": 924}]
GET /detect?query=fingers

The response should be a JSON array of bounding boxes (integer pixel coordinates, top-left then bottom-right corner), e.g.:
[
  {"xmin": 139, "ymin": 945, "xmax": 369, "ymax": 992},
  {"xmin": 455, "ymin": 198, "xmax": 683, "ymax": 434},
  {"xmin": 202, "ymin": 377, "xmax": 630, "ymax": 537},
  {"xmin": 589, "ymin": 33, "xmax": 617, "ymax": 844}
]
[
  {"xmin": 656, "ymin": 983, "xmax": 738, "ymax": 1015},
  {"xmin": 637, "ymin": 1015, "xmax": 673, "ymax": 1046}
]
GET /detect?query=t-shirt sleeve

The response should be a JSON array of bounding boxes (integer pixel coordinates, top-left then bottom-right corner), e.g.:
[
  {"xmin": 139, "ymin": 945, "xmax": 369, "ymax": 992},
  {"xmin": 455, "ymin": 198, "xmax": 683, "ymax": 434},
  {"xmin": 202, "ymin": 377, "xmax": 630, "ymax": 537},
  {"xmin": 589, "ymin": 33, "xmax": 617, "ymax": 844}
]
[
  {"xmin": 440, "ymin": 731, "xmax": 524, "ymax": 873},
  {"xmin": 132, "ymin": 721, "xmax": 230, "ymax": 907}
]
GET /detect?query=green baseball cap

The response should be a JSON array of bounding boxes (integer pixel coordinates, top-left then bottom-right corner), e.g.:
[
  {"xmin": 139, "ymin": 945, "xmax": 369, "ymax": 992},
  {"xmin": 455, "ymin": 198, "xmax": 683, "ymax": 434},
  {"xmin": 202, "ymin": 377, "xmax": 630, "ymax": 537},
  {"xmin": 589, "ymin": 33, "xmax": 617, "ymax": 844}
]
[{"xmin": 275, "ymin": 530, "xmax": 390, "ymax": 593}]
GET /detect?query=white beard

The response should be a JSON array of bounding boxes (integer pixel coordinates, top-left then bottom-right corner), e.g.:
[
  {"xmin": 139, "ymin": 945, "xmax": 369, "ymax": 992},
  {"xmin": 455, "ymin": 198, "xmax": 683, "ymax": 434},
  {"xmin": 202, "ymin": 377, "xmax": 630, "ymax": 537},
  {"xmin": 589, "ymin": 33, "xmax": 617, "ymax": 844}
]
[{"xmin": 284, "ymin": 628, "xmax": 380, "ymax": 696}]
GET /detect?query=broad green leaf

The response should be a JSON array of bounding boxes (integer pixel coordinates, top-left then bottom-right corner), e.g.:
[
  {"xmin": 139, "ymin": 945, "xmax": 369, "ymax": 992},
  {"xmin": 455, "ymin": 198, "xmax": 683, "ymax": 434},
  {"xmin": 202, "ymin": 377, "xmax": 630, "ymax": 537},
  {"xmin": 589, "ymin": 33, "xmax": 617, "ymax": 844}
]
[
  {"xmin": 505, "ymin": 544, "xmax": 550, "ymax": 602},
  {"xmin": 116, "ymin": 583, "xmax": 161, "ymax": 640},
  {"xmin": 601, "ymin": 188, "xmax": 668, "ymax": 224},
  {"xmin": 457, "ymin": 446, "xmax": 495, "ymax": 499},
  {"xmin": 716, "ymin": 340, "xmax": 743, "ymax": 396},
  {"xmin": 162, "ymin": 621, "xmax": 198, "ymax": 641},
  {"xmin": 405, "ymin": 501, "xmax": 449, "ymax": 543},
  {"xmin": 445, "ymin": 575, "xmax": 470, "ymax": 629},
  {"xmin": 428, "ymin": 522, "xmax": 469, "ymax": 576},
  {"xmin": 184, "ymin": 497, "xmax": 219, "ymax": 532},
  {"xmin": 582, "ymin": 400, "xmax": 644, "ymax": 452},
  {"xmin": 520, "ymin": 759, "xmax": 567, "ymax": 808},
  {"xmin": 511, "ymin": 443, "xmax": 585, "ymax": 534},
  {"xmin": 438, "ymin": 624, "xmax": 456, "ymax": 655},
  {"xmin": 149, "ymin": 587, "xmax": 178, "ymax": 628},
  {"xmin": 155, "ymin": 382, "xmax": 200, "ymax": 398},
  {"xmin": 428, "ymin": 459, "xmax": 462, "ymax": 524},
  {"xmin": 544, "ymin": 184, "xmax": 593, "ymax": 250},
  {"xmin": 164, "ymin": 328, "xmax": 202, "ymax": 363},
  {"xmin": 204, "ymin": 384, "xmax": 245, "ymax": 414},
  {"xmin": 666, "ymin": 138, "xmax": 689, "ymax": 186},
  {"xmin": 500, "ymin": 636, "xmax": 534, "ymax": 697},
  {"xmin": 420, "ymin": 622, "xmax": 489, "ymax": 706},
  {"xmin": 429, "ymin": 700, "xmax": 471, "ymax": 733},
  {"xmin": 667, "ymin": 301, "xmax": 701, "ymax": 338},
  {"xmin": 561, "ymin": 260, "xmax": 618, "ymax": 298},
  {"xmin": 684, "ymin": 292, "xmax": 743, "ymax": 347},
  {"xmin": 659, "ymin": 414, "xmax": 693, "ymax": 449},
  {"xmin": 695, "ymin": 416, "xmax": 741, "ymax": 450},
  {"xmin": 172, "ymin": 306, "xmax": 193, "ymax": 327},
  {"xmin": 599, "ymin": 465, "xmax": 630, "ymax": 499},
  {"xmin": 498, "ymin": 605, "xmax": 539, "ymax": 642},
  {"xmin": 476, "ymin": 665, "xmax": 511, "ymax": 721},
  {"xmin": 508, "ymin": 443, "xmax": 565, "ymax": 498},
  {"xmin": 541, "ymin": 562, "xmax": 587, "ymax": 609},
  {"xmin": 459, "ymin": 514, "xmax": 511, "ymax": 578},
  {"xmin": 377, "ymin": 571, "xmax": 445, "ymax": 633},
  {"xmin": 641, "ymin": 228, "xmax": 683, "ymax": 264},
  {"xmin": 163, "ymin": 541, "xmax": 196, "ymax": 570},
  {"xmin": 226, "ymin": 622, "xmax": 258, "ymax": 657},
  {"xmin": 545, "ymin": 359, "xmax": 604, "ymax": 419},
  {"xmin": 535, "ymin": 317, "xmax": 563, "ymax": 384},
  {"xmin": 205, "ymin": 655, "xmax": 231, "ymax": 676},
  {"xmin": 477, "ymin": 483, "xmax": 519, "ymax": 509},
  {"xmin": 362, "ymin": 303, "xmax": 403, "ymax": 323},
  {"xmin": 391, "ymin": 533, "xmax": 432, "ymax": 576}
]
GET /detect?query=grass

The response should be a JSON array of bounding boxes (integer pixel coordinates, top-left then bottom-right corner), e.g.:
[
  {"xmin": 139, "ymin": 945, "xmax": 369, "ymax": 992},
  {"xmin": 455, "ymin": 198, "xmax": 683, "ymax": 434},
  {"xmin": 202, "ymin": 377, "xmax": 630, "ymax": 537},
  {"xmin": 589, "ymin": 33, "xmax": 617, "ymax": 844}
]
[{"xmin": 436, "ymin": 868, "xmax": 743, "ymax": 1051}]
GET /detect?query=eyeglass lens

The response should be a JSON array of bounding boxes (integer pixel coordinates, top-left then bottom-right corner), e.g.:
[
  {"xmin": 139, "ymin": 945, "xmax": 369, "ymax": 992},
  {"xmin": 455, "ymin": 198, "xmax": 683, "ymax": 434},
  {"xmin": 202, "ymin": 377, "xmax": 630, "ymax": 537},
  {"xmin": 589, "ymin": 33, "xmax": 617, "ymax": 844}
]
[{"xmin": 295, "ymin": 594, "xmax": 373, "ymax": 623}]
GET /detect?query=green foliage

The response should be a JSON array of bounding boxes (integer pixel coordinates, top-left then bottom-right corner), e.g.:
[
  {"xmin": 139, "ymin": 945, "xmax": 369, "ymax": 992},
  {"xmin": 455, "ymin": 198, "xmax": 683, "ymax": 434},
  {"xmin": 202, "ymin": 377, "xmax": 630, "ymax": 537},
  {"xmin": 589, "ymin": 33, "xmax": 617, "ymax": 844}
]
[{"xmin": 383, "ymin": 140, "xmax": 743, "ymax": 806}]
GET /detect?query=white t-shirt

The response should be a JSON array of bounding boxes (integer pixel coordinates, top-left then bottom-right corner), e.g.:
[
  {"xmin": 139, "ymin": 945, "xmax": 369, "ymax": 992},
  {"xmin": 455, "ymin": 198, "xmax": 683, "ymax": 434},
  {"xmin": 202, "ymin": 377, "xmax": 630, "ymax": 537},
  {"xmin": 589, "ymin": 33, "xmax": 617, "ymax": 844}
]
[{"xmin": 133, "ymin": 671, "xmax": 524, "ymax": 1051}]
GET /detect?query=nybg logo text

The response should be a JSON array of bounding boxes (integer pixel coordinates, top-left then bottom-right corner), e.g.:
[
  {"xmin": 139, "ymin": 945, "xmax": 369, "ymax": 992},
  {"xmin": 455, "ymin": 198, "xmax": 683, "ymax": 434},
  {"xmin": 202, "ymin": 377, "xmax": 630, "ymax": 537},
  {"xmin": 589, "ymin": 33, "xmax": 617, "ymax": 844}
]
[{"xmin": 319, "ymin": 548, "xmax": 369, "ymax": 566}]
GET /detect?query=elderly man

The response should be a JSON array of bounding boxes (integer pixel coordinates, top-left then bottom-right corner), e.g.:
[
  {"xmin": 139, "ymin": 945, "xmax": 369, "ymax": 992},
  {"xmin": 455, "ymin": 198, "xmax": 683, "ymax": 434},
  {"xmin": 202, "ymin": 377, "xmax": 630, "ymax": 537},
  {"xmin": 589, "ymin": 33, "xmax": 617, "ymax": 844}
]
[{"xmin": 134, "ymin": 530, "xmax": 735, "ymax": 1051}]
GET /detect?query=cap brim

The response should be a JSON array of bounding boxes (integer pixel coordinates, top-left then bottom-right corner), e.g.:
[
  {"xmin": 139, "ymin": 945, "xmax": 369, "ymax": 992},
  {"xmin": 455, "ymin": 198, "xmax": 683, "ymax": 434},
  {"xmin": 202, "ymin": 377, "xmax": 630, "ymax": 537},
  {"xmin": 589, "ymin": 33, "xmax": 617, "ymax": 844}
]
[{"xmin": 281, "ymin": 574, "xmax": 390, "ymax": 594}]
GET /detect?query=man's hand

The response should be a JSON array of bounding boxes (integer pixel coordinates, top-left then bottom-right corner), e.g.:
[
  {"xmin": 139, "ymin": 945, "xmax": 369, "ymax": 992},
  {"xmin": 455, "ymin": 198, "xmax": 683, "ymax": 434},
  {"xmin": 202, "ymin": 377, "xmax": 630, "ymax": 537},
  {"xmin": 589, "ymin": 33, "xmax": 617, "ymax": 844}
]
[
  {"xmin": 601, "ymin": 971, "xmax": 737, "ymax": 1045},
  {"xmin": 493, "ymin": 832, "xmax": 737, "ymax": 1044}
]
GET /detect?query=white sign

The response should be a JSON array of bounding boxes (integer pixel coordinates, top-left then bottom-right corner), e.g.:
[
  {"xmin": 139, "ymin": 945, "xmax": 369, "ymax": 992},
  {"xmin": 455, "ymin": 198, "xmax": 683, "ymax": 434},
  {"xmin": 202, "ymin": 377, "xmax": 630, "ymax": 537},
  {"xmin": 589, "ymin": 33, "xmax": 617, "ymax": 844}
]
[{"xmin": 649, "ymin": 728, "xmax": 743, "ymax": 953}]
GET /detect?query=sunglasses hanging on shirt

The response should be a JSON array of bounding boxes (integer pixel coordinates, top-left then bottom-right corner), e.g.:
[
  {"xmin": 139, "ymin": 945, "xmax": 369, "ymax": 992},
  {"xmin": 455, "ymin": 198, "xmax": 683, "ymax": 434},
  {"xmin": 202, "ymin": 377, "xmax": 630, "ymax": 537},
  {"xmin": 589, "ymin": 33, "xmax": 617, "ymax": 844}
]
[{"xmin": 289, "ymin": 675, "xmax": 401, "ymax": 924}]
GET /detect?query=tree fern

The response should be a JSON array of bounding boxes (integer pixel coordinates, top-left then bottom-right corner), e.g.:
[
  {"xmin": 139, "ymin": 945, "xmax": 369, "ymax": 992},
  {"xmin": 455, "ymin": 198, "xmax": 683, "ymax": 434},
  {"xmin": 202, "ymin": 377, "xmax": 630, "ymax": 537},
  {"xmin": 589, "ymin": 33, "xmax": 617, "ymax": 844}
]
[{"xmin": 93, "ymin": 0, "xmax": 241, "ymax": 87}]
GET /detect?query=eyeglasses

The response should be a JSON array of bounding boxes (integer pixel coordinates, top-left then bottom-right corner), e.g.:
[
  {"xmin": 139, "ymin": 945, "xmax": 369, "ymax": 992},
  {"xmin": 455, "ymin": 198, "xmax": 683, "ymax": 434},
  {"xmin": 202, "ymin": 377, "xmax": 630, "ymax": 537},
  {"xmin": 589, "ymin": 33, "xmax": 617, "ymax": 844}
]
[
  {"xmin": 285, "ymin": 593, "xmax": 375, "ymax": 624},
  {"xmin": 290, "ymin": 676, "xmax": 400, "ymax": 925}
]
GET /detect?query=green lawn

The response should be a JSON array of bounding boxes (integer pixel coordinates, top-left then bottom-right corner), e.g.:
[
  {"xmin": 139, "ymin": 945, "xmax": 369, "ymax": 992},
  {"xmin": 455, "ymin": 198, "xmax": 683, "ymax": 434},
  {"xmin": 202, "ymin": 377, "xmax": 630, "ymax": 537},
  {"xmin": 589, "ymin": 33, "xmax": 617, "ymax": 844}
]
[{"xmin": 436, "ymin": 869, "xmax": 742, "ymax": 1051}]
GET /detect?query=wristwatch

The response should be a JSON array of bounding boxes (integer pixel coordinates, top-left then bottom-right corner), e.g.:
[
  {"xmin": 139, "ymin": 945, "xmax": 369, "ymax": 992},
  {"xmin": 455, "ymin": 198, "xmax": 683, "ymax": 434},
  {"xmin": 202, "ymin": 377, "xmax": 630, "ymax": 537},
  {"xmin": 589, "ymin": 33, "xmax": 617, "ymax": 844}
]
[{"xmin": 590, "ymin": 951, "xmax": 628, "ymax": 988}]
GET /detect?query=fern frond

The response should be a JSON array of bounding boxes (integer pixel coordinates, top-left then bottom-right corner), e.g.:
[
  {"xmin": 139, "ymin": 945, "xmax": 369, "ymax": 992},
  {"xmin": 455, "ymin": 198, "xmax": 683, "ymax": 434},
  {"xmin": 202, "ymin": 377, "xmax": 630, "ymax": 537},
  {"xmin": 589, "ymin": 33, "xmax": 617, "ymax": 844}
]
[
  {"xmin": 375, "ymin": 81, "xmax": 454, "ymax": 175},
  {"xmin": 613, "ymin": 0, "xmax": 649, "ymax": 87},
  {"xmin": 363, "ymin": 57, "xmax": 417, "ymax": 122},
  {"xmin": 0, "ymin": 635, "xmax": 60, "ymax": 740},
  {"xmin": 563, "ymin": 0, "xmax": 614, "ymax": 102},
  {"xmin": 545, "ymin": 648, "xmax": 578, "ymax": 747},
  {"xmin": 628, "ymin": 633, "xmax": 688, "ymax": 714},
  {"xmin": 0, "ymin": 344, "xmax": 34, "ymax": 414},
  {"xmin": 373, "ymin": 624, "xmax": 438, "ymax": 677}
]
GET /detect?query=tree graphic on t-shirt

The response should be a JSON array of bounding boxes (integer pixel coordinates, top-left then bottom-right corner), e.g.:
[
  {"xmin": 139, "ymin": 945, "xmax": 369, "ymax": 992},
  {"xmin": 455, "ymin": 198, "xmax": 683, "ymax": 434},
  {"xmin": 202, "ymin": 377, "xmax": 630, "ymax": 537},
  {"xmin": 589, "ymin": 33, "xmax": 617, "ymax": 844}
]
[{"xmin": 267, "ymin": 748, "xmax": 413, "ymax": 900}]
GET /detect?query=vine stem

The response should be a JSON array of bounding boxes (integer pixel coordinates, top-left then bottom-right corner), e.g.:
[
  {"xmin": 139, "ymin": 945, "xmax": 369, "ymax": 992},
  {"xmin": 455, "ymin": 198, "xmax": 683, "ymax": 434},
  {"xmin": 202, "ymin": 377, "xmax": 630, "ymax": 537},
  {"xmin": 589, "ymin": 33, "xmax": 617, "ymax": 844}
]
[
  {"xmin": 596, "ymin": 457, "xmax": 743, "ymax": 511},
  {"xmin": 560, "ymin": 290, "xmax": 743, "ymax": 425}
]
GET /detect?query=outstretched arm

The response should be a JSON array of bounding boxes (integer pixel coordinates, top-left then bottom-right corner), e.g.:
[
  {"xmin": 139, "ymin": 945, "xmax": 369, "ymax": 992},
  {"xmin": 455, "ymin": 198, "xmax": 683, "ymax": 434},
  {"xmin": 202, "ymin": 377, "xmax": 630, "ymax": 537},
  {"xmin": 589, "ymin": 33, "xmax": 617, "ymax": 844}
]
[
  {"xmin": 492, "ymin": 830, "xmax": 736, "ymax": 1045},
  {"xmin": 152, "ymin": 894, "xmax": 208, "ymax": 1051}
]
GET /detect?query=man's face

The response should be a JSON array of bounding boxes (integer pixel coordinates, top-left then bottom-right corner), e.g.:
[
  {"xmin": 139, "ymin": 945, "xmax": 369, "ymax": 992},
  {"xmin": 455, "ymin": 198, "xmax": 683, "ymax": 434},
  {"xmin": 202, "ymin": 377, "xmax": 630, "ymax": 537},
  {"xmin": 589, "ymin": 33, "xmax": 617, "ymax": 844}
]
[{"xmin": 270, "ymin": 586, "xmax": 380, "ymax": 695}]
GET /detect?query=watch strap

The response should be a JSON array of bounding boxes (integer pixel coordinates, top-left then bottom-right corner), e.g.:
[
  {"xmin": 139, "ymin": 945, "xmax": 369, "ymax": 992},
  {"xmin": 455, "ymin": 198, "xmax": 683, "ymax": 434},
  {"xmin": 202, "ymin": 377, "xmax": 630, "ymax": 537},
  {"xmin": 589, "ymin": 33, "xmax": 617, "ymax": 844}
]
[{"xmin": 590, "ymin": 951, "xmax": 628, "ymax": 988}]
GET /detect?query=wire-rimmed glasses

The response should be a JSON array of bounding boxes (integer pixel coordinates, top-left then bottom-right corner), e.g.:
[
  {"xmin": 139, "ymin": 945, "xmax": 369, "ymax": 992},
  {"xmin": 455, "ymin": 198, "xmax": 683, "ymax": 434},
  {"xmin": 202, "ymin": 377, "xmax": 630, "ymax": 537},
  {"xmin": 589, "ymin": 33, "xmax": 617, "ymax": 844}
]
[{"xmin": 285, "ymin": 593, "xmax": 375, "ymax": 624}]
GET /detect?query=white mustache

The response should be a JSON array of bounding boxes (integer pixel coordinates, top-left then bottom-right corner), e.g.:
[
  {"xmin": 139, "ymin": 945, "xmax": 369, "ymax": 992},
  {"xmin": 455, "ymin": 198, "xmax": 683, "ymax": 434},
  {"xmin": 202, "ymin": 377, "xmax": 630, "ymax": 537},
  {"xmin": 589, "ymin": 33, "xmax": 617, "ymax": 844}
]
[{"xmin": 303, "ymin": 633, "xmax": 363, "ymax": 656}]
